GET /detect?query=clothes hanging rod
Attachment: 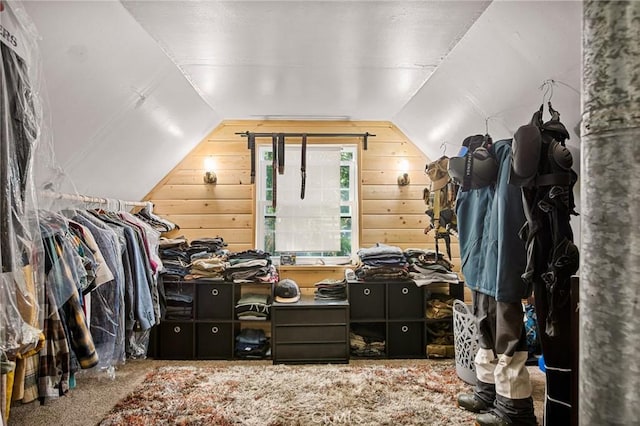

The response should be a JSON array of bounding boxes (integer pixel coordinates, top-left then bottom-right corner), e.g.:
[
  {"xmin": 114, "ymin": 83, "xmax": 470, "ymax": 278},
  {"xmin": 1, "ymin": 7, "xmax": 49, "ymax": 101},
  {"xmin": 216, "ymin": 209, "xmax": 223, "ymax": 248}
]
[
  {"xmin": 236, "ymin": 131, "xmax": 375, "ymax": 138},
  {"xmin": 40, "ymin": 190, "xmax": 148, "ymax": 207}
]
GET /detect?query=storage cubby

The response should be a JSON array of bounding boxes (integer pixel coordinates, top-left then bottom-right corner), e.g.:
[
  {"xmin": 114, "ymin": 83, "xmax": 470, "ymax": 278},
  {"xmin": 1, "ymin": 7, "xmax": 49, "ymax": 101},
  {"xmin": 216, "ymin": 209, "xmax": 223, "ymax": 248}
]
[
  {"xmin": 196, "ymin": 282, "xmax": 233, "ymax": 320},
  {"xmin": 156, "ymin": 278, "xmax": 272, "ymax": 360},
  {"xmin": 424, "ymin": 288, "xmax": 457, "ymax": 359},
  {"xmin": 195, "ymin": 322, "xmax": 233, "ymax": 359},
  {"xmin": 348, "ymin": 280, "xmax": 464, "ymax": 359},
  {"xmin": 158, "ymin": 321, "xmax": 194, "ymax": 359},
  {"xmin": 349, "ymin": 282, "xmax": 385, "ymax": 320},
  {"xmin": 388, "ymin": 282, "xmax": 423, "ymax": 319},
  {"xmin": 387, "ymin": 320, "xmax": 424, "ymax": 358}
]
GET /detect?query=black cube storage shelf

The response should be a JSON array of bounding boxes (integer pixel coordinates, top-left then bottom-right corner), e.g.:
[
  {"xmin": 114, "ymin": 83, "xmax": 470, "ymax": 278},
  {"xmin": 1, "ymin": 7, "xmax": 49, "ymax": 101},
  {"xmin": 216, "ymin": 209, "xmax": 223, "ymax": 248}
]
[
  {"xmin": 348, "ymin": 280, "xmax": 464, "ymax": 359},
  {"xmin": 156, "ymin": 278, "xmax": 464, "ymax": 361},
  {"xmin": 156, "ymin": 279, "xmax": 273, "ymax": 360}
]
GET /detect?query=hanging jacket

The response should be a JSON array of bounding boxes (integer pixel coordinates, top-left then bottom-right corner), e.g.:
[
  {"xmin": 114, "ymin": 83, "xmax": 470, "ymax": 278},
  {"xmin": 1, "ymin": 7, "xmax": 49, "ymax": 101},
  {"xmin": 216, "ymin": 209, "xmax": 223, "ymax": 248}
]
[{"xmin": 456, "ymin": 139, "xmax": 529, "ymax": 302}]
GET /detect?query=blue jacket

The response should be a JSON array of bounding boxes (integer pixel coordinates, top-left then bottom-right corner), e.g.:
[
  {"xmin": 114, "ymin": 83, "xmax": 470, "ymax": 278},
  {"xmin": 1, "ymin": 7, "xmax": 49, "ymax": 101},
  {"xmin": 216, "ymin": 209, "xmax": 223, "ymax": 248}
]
[{"xmin": 456, "ymin": 139, "xmax": 529, "ymax": 302}]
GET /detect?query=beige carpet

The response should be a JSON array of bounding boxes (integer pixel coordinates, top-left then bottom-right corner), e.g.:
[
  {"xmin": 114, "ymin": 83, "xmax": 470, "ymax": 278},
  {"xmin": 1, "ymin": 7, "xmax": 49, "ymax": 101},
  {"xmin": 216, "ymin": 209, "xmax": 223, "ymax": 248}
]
[{"xmin": 8, "ymin": 359, "xmax": 545, "ymax": 426}]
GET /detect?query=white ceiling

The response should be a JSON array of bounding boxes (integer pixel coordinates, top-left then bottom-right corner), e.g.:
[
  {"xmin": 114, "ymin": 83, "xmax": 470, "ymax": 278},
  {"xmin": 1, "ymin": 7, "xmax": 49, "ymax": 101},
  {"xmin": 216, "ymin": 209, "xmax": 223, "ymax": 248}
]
[
  {"xmin": 15, "ymin": 0, "xmax": 583, "ymax": 201},
  {"xmin": 395, "ymin": 0, "xmax": 582, "ymax": 160},
  {"xmin": 121, "ymin": 0, "xmax": 490, "ymax": 120}
]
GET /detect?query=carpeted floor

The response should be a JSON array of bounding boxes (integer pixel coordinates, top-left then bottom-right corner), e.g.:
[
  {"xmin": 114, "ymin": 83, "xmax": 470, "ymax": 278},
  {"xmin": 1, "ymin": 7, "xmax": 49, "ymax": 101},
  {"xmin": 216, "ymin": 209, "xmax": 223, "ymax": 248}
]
[{"xmin": 8, "ymin": 359, "xmax": 545, "ymax": 426}]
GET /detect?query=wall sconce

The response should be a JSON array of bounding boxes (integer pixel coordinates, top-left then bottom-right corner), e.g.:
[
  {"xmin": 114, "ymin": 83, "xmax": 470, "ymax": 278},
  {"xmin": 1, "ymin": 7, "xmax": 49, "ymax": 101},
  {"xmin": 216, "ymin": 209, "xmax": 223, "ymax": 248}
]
[
  {"xmin": 397, "ymin": 159, "xmax": 410, "ymax": 186},
  {"xmin": 203, "ymin": 156, "xmax": 217, "ymax": 184}
]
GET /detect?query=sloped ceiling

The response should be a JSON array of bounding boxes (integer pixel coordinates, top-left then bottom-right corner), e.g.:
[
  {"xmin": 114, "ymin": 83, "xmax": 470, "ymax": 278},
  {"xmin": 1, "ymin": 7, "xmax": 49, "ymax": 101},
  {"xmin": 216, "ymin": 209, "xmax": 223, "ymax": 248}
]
[
  {"xmin": 121, "ymin": 0, "xmax": 491, "ymax": 120},
  {"xmin": 20, "ymin": 0, "xmax": 220, "ymax": 201},
  {"xmin": 394, "ymin": 0, "xmax": 582, "ymax": 162},
  {"xmin": 17, "ymin": 0, "xmax": 582, "ymax": 201}
]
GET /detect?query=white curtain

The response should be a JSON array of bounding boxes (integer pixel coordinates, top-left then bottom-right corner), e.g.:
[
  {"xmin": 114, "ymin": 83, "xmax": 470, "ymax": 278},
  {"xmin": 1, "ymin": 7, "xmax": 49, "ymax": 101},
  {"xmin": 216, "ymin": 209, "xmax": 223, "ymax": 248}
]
[{"xmin": 275, "ymin": 145, "xmax": 341, "ymax": 252}]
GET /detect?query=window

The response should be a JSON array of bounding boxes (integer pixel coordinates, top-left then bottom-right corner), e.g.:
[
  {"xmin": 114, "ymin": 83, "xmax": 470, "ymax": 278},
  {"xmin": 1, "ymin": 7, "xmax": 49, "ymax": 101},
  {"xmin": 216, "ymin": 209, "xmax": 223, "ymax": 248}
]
[{"xmin": 256, "ymin": 144, "xmax": 358, "ymax": 264}]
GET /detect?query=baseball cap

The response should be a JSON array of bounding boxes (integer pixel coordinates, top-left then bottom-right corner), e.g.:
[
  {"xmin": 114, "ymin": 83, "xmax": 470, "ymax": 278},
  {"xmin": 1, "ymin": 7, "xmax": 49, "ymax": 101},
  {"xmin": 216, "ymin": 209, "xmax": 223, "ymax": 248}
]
[{"xmin": 274, "ymin": 279, "xmax": 300, "ymax": 303}]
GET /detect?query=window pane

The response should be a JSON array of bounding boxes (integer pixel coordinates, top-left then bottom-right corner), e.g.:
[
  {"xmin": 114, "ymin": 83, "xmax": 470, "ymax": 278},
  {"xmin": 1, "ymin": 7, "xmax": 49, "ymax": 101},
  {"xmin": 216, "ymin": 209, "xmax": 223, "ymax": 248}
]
[
  {"xmin": 340, "ymin": 165, "xmax": 349, "ymax": 189},
  {"xmin": 340, "ymin": 217, "xmax": 351, "ymax": 256},
  {"xmin": 266, "ymin": 165, "xmax": 273, "ymax": 193},
  {"xmin": 256, "ymin": 144, "xmax": 357, "ymax": 260},
  {"xmin": 265, "ymin": 217, "xmax": 275, "ymax": 229},
  {"xmin": 264, "ymin": 232, "xmax": 275, "ymax": 254},
  {"xmin": 275, "ymin": 146, "xmax": 341, "ymax": 252}
]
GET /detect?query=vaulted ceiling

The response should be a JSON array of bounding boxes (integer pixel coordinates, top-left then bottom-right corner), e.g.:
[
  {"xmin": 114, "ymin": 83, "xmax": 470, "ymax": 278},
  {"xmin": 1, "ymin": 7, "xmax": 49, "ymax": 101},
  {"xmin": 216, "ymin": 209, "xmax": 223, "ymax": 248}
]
[{"xmin": 18, "ymin": 0, "xmax": 582, "ymax": 201}]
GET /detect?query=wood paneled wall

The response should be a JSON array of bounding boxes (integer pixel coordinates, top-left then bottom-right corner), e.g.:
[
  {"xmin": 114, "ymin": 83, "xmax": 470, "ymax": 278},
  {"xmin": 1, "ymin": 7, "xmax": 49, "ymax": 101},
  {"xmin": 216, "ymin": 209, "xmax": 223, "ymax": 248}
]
[{"xmin": 144, "ymin": 120, "xmax": 463, "ymax": 294}]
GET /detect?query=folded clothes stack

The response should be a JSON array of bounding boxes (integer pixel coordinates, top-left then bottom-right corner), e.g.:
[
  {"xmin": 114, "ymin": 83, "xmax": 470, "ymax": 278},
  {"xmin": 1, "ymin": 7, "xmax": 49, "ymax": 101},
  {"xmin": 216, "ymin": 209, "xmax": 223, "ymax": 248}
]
[{"xmin": 314, "ymin": 278, "xmax": 347, "ymax": 300}]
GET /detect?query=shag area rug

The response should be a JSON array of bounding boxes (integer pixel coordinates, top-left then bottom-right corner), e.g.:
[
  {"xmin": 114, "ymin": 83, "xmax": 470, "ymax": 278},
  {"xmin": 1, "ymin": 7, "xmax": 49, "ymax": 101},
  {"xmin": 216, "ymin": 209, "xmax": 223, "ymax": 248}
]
[{"xmin": 99, "ymin": 362, "xmax": 475, "ymax": 425}]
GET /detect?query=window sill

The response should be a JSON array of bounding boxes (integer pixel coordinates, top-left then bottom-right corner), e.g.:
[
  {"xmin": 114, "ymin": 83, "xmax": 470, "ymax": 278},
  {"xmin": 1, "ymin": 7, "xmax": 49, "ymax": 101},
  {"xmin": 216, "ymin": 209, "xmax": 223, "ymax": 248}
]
[{"xmin": 277, "ymin": 265, "xmax": 350, "ymax": 271}]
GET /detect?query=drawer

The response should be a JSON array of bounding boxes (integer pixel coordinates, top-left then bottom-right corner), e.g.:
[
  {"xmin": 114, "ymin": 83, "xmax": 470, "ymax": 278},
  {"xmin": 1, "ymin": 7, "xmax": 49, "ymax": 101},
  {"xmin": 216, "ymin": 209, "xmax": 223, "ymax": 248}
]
[
  {"xmin": 274, "ymin": 325, "xmax": 347, "ymax": 343},
  {"xmin": 349, "ymin": 283, "xmax": 385, "ymax": 320},
  {"xmin": 274, "ymin": 307, "xmax": 347, "ymax": 325},
  {"xmin": 196, "ymin": 283, "xmax": 233, "ymax": 319},
  {"xmin": 275, "ymin": 342, "xmax": 348, "ymax": 361},
  {"xmin": 158, "ymin": 322, "xmax": 194, "ymax": 359},
  {"xmin": 196, "ymin": 322, "xmax": 233, "ymax": 359},
  {"xmin": 387, "ymin": 321, "xmax": 424, "ymax": 358},
  {"xmin": 388, "ymin": 283, "xmax": 423, "ymax": 319}
]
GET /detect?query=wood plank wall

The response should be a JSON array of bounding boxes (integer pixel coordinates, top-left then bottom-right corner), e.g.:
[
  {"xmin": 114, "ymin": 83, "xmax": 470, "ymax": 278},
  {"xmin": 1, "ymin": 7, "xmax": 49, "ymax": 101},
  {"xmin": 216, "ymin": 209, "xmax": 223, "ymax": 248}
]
[{"xmin": 144, "ymin": 120, "xmax": 465, "ymax": 298}]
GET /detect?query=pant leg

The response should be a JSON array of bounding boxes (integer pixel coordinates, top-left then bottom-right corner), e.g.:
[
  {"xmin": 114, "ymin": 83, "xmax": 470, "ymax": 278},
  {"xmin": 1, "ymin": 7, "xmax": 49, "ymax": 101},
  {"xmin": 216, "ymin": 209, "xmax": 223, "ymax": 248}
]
[
  {"xmin": 534, "ymin": 278, "xmax": 572, "ymax": 425},
  {"xmin": 532, "ymin": 212, "xmax": 574, "ymax": 425},
  {"xmin": 472, "ymin": 290, "xmax": 497, "ymax": 405},
  {"xmin": 494, "ymin": 300, "xmax": 536, "ymax": 425}
]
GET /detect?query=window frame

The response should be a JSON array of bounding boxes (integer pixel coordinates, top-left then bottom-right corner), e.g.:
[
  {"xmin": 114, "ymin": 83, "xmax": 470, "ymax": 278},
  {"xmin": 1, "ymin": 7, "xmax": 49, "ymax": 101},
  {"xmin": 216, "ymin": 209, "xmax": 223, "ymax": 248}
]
[{"xmin": 255, "ymin": 143, "xmax": 359, "ymax": 265}]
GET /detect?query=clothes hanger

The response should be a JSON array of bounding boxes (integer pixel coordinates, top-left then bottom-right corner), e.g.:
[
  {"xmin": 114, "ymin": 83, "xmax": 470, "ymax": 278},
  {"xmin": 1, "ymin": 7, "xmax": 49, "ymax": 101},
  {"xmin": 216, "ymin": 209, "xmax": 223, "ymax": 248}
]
[
  {"xmin": 484, "ymin": 117, "xmax": 493, "ymax": 147},
  {"xmin": 540, "ymin": 79, "xmax": 555, "ymax": 107}
]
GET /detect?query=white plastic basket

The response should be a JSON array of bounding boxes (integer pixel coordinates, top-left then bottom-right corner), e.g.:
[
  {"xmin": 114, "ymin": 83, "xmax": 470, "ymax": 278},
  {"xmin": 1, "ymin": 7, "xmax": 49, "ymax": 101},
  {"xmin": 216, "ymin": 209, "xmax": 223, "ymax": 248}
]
[{"xmin": 453, "ymin": 299, "xmax": 479, "ymax": 385}]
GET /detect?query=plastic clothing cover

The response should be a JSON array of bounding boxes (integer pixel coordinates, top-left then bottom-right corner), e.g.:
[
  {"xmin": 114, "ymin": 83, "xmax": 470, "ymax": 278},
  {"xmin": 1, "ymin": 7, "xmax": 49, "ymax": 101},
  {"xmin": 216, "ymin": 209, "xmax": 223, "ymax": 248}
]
[
  {"xmin": 2, "ymin": 3, "xmax": 166, "ymax": 383},
  {"xmin": 1, "ymin": 1, "xmax": 45, "ymax": 359}
]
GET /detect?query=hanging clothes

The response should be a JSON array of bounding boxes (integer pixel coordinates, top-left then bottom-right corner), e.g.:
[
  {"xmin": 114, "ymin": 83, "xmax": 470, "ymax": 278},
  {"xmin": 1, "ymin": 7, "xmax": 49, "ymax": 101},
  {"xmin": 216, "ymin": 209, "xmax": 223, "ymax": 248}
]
[
  {"xmin": 71, "ymin": 211, "xmax": 126, "ymax": 367},
  {"xmin": 509, "ymin": 104, "xmax": 579, "ymax": 424},
  {"xmin": 454, "ymin": 139, "xmax": 536, "ymax": 426},
  {"xmin": 134, "ymin": 203, "xmax": 177, "ymax": 233},
  {"xmin": 0, "ymin": 31, "xmax": 38, "ymax": 274},
  {"xmin": 90, "ymin": 211, "xmax": 157, "ymax": 330},
  {"xmin": 1, "ymin": 3, "xmax": 45, "ymax": 379},
  {"xmin": 37, "ymin": 212, "xmax": 100, "ymax": 402}
]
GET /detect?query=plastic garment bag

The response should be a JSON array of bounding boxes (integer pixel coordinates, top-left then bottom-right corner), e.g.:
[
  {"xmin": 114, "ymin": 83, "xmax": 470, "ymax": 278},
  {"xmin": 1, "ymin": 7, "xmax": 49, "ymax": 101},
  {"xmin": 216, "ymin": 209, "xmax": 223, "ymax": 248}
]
[{"xmin": 1, "ymin": 1, "xmax": 45, "ymax": 362}]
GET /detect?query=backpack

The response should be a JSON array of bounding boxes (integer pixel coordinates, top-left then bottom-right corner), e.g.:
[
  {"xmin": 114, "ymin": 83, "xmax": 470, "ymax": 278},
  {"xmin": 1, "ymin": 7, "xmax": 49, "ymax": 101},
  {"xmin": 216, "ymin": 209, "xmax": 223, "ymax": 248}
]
[{"xmin": 424, "ymin": 156, "xmax": 459, "ymax": 259}]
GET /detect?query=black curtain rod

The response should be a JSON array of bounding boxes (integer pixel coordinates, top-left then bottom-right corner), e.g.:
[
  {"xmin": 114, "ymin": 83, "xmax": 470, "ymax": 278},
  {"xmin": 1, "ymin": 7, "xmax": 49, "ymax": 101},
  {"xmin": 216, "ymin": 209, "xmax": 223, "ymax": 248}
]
[
  {"xmin": 236, "ymin": 131, "xmax": 375, "ymax": 138},
  {"xmin": 240, "ymin": 130, "xmax": 373, "ymax": 199},
  {"xmin": 237, "ymin": 131, "xmax": 374, "ymax": 150}
]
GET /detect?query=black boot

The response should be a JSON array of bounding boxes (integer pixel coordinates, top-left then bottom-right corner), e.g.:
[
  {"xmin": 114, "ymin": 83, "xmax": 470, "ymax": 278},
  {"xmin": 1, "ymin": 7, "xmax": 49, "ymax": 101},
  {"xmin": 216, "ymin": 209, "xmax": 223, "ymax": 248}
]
[
  {"xmin": 475, "ymin": 411, "xmax": 511, "ymax": 426},
  {"xmin": 457, "ymin": 393, "xmax": 493, "ymax": 413},
  {"xmin": 493, "ymin": 394, "xmax": 537, "ymax": 425}
]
